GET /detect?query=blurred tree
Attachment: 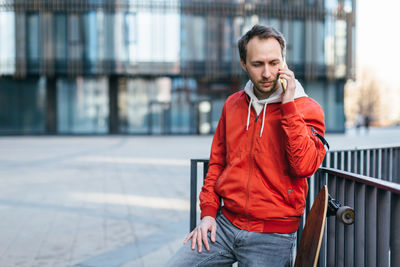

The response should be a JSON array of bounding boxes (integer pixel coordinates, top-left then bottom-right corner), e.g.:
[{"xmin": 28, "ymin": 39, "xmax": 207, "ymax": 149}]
[{"xmin": 345, "ymin": 67, "xmax": 382, "ymax": 127}]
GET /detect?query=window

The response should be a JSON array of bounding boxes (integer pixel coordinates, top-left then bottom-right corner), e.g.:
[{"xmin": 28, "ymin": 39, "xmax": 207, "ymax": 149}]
[
  {"xmin": 335, "ymin": 20, "xmax": 347, "ymax": 78},
  {"xmin": 0, "ymin": 11, "xmax": 15, "ymax": 74},
  {"xmin": 57, "ymin": 77, "xmax": 109, "ymax": 133},
  {"xmin": 125, "ymin": 12, "xmax": 137, "ymax": 63},
  {"xmin": 68, "ymin": 14, "xmax": 82, "ymax": 60},
  {"xmin": 292, "ymin": 20, "xmax": 305, "ymax": 65},
  {"xmin": 83, "ymin": 11, "xmax": 98, "ymax": 62},
  {"xmin": 27, "ymin": 13, "xmax": 40, "ymax": 62},
  {"xmin": 54, "ymin": 13, "xmax": 67, "ymax": 61},
  {"xmin": 0, "ymin": 77, "xmax": 46, "ymax": 134},
  {"xmin": 181, "ymin": 15, "xmax": 205, "ymax": 61}
]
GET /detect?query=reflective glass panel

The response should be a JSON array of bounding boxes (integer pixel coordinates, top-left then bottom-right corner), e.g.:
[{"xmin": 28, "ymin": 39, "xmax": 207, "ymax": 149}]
[
  {"xmin": 57, "ymin": 77, "xmax": 109, "ymax": 133},
  {"xmin": 27, "ymin": 13, "xmax": 40, "ymax": 62},
  {"xmin": 0, "ymin": 77, "xmax": 46, "ymax": 134},
  {"xmin": 170, "ymin": 92, "xmax": 192, "ymax": 134},
  {"xmin": 54, "ymin": 13, "xmax": 67, "ymax": 61},
  {"xmin": 83, "ymin": 11, "xmax": 98, "ymax": 63},
  {"xmin": 335, "ymin": 20, "xmax": 347, "ymax": 78},
  {"xmin": 119, "ymin": 77, "xmax": 172, "ymax": 134},
  {"xmin": 0, "ymin": 11, "xmax": 15, "ymax": 74},
  {"xmin": 292, "ymin": 20, "xmax": 305, "ymax": 65}
]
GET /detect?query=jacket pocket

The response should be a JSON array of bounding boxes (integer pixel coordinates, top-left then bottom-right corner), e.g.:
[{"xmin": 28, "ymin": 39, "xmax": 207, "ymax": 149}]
[
  {"xmin": 289, "ymin": 178, "xmax": 308, "ymax": 212},
  {"xmin": 287, "ymin": 186, "xmax": 297, "ymax": 209}
]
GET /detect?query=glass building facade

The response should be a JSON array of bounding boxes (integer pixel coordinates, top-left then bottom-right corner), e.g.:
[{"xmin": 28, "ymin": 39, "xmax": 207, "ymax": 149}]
[{"xmin": 0, "ymin": 0, "xmax": 356, "ymax": 134}]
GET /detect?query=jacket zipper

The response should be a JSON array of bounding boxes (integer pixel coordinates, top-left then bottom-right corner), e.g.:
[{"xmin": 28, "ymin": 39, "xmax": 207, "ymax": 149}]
[{"xmin": 244, "ymin": 111, "xmax": 259, "ymax": 228}]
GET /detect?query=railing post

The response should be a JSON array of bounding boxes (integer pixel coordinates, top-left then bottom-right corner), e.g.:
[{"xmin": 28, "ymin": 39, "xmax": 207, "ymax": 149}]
[
  {"xmin": 372, "ymin": 149, "xmax": 376, "ymax": 177},
  {"xmin": 377, "ymin": 190, "xmax": 390, "ymax": 266},
  {"xmin": 327, "ymin": 174, "xmax": 336, "ymax": 267},
  {"xmin": 391, "ymin": 194, "xmax": 400, "ymax": 266},
  {"xmin": 336, "ymin": 177, "xmax": 345, "ymax": 266},
  {"xmin": 378, "ymin": 149, "xmax": 382, "ymax": 179},
  {"xmin": 355, "ymin": 183, "xmax": 366, "ymax": 267},
  {"xmin": 203, "ymin": 161, "xmax": 209, "ymax": 180},
  {"xmin": 389, "ymin": 148, "xmax": 393, "ymax": 182},
  {"xmin": 366, "ymin": 150, "xmax": 371, "ymax": 177},
  {"xmin": 359, "ymin": 150, "xmax": 364, "ymax": 175},
  {"xmin": 394, "ymin": 148, "xmax": 399, "ymax": 183},
  {"xmin": 190, "ymin": 159, "xmax": 198, "ymax": 232},
  {"xmin": 344, "ymin": 180, "xmax": 355, "ymax": 267},
  {"xmin": 352, "ymin": 149, "xmax": 357, "ymax": 174},
  {"xmin": 365, "ymin": 187, "xmax": 377, "ymax": 267}
]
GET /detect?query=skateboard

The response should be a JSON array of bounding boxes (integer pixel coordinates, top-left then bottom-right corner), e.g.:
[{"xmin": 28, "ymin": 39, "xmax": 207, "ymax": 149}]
[{"xmin": 294, "ymin": 185, "xmax": 354, "ymax": 267}]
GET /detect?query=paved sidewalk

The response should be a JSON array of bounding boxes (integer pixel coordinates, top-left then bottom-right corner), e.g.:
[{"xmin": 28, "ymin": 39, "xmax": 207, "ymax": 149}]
[
  {"xmin": 0, "ymin": 127, "xmax": 399, "ymax": 266},
  {"xmin": 0, "ymin": 136, "xmax": 211, "ymax": 267}
]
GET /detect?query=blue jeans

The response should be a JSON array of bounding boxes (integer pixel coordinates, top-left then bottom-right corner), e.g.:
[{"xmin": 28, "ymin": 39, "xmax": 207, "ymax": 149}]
[{"xmin": 165, "ymin": 213, "xmax": 296, "ymax": 267}]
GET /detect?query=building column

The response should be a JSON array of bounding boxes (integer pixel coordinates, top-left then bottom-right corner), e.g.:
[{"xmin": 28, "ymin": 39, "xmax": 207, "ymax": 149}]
[
  {"xmin": 108, "ymin": 75, "xmax": 119, "ymax": 134},
  {"xmin": 45, "ymin": 76, "xmax": 57, "ymax": 134}
]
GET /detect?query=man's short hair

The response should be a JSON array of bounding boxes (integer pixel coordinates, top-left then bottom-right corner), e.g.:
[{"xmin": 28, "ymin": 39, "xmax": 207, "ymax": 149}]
[{"xmin": 238, "ymin": 25, "xmax": 286, "ymax": 63}]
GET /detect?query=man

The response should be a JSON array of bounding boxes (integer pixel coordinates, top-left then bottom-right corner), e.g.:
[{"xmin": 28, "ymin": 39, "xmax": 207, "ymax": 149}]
[{"xmin": 166, "ymin": 25, "xmax": 326, "ymax": 266}]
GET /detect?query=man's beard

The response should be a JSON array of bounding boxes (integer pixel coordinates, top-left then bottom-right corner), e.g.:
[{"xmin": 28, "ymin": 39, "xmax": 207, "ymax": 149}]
[{"xmin": 253, "ymin": 77, "xmax": 279, "ymax": 98}]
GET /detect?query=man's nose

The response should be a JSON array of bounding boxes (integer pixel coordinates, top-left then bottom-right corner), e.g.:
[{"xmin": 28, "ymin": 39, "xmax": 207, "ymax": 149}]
[{"xmin": 262, "ymin": 65, "xmax": 271, "ymax": 78}]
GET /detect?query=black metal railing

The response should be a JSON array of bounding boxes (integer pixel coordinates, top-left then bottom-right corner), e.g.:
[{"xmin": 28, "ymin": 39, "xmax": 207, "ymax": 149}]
[
  {"xmin": 323, "ymin": 145, "xmax": 400, "ymax": 183},
  {"xmin": 313, "ymin": 168, "xmax": 400, "ymax": 267},
  {"xmin": 190, "ymin": 159, "xmax": 209, "ymax": 232},
  {"xmin": 189, "ymin": 147, "xmax": 400, "ymax": 266}
]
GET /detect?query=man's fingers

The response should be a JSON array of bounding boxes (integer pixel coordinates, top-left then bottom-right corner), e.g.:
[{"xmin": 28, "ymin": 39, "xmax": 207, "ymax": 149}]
[
  {"xmin": 279, "ymin": 70, "xmax": 295, "ymax": 80},
  {"xmin": 191, "ymin": 230, "xmax": 197, "ymax": 250},
  {"xmin": 279, "ymin": 74, "xmax": 291, "ymax": 80},
  {"xmin": 201, "ymin": 227, "xmax": 210, "ymax": 251},
  {"xmin": 279, "ymin": 68, "xmax": 293, "ymax": 75},
  {"xmin": 211, "ymin": 224, "xmax": 217, "ymax": 242},
  {"xmin": 184, "ymin": 231, "xmax": 194, "ymax": 244},
  {"xmin": 187, "ymin": 217, "xmax": 217, "ymax": 253},
  {"xmin": 196, "ymin": 228, "xmax": 203, "ymax": 253}
]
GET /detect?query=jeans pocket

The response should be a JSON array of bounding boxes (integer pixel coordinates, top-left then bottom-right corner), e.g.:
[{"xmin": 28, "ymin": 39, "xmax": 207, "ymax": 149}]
[{"xmin": 272, "ymin": 232, "xmax": 296, "ymax": 241}]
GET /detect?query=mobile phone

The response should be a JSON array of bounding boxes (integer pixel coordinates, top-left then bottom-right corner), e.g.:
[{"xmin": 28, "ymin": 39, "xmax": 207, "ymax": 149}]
[{"xmin": 280, "ymin": 59, "xmax": 287, "ymax": 93}]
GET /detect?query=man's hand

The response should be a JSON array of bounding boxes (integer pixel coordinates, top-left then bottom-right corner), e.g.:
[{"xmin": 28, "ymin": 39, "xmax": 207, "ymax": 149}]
[
  {"xmin": 279, "ymin": 65, "xmax": 296, "ymax": 104},
  {"xmin": 183, "ymin": 216, "xmax": 217, "ymax": 253}
]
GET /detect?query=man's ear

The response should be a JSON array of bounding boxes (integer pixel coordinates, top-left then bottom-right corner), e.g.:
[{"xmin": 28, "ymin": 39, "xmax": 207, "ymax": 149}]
[{"xmin": 240, "ymin": 59, "xmax": 247, "ymax": 72}]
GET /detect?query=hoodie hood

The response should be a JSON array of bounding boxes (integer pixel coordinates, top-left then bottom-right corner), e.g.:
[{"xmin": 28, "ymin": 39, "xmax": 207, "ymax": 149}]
[{"xmin": 244, "ymin": 79, "xmax": 308, "ymax": 137}]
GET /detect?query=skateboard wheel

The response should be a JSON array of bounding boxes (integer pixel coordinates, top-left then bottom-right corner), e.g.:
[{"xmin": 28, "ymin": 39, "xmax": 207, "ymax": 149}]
[{"xmin": 336, "ymin": 206, "xmax": 355, "ymax": 225}]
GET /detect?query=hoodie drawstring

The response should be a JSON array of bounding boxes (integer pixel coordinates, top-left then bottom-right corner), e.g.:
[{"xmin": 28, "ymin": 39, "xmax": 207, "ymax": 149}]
[
  {"xmin": 246, "ymin": 98, "xmax": 267, "ymax": 138},
  {"xmin": 260, "ymin": 102, "xmax": 267, "ymax": 138},
  {"xmin": 246, "ymin": 98, "xmax": 252, "ymax": 131}
]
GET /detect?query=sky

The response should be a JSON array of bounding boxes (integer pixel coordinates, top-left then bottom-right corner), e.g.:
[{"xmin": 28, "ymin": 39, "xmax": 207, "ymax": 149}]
[
  {"xmin": 355, "ymin": 0, "xmax": 400, "ymax": 123},
  {"xmin": 357, "ymin": 0, "xmax": 400, "ymax": 85}
]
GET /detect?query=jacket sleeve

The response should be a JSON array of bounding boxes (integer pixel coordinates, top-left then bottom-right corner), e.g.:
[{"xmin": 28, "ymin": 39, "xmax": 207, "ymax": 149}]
[
  {"xmin": 280, "ymin": 100, "xmax": 326, "ymax": 178},
  {"xmin": 199, "ymin": 104, "xmax": 227, "ymax": 219}
]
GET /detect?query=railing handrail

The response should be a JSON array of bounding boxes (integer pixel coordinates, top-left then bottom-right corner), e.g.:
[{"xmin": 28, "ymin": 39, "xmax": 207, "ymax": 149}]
[
  {"xmin": 327, "ymin": 143, "xmax": 400, "ymax": 152},
  {"xmin": 319, "ymin": 167, "xmax": 400, "ymax": 194},
  {"xmin": 191, "ymin": 158, "xmax": 208, "ymax": 163}
]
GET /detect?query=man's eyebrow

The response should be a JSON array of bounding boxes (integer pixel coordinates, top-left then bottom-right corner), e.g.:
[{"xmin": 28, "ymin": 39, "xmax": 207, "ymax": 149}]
[
  {"xmin": 250, "ymin": 59, "xmax": 280, "ymax": 64},
  {"xmin": 250, "ymin": 60, "xmax": 264, "ymax": 64}
]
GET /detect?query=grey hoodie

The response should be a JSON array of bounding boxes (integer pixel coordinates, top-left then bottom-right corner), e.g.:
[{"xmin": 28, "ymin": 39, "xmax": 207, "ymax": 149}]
[{"xmin": 244, "ymin": 79, "xmax": 308, "ymax": 137}]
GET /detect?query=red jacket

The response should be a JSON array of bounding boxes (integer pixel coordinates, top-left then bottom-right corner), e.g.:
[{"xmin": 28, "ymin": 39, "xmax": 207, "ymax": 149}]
[{"xmin": 199, "ymin": 91, "xmax": 326, "ymax": 233}]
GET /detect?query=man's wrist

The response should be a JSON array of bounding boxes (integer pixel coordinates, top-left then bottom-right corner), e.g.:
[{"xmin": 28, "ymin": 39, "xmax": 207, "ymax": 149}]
[
  {"xmin": 200, "ymin": 205, "xmax": 218, "ymax": 219},
  {"xmin": 281, "ymin": 98, "xmax": 294, "ymax": 104}
]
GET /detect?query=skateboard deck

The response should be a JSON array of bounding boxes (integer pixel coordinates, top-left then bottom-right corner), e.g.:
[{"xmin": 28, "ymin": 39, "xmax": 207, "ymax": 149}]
[{"xmin": 294, "ymin": 185, "xmax": 328, "ymax": 267}]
